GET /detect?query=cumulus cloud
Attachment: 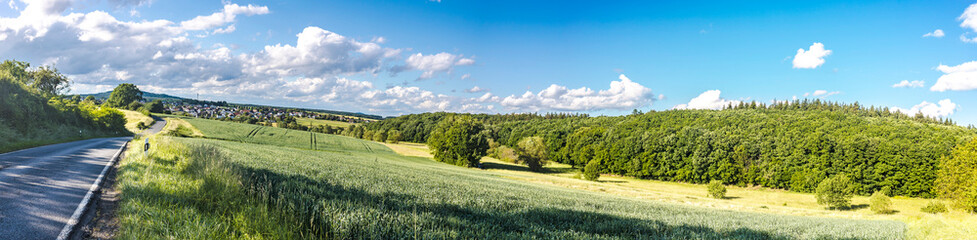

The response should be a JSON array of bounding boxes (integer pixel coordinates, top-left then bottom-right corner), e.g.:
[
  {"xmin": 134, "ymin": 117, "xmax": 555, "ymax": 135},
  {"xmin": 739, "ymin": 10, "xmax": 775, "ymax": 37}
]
[
  {"xmin": 498, "ymin": 74, "xmax": 654, "ymax": 111},
  {"xmin": 465, "ymin": 86, "xmax": 488, "ymax": 93},
  {"xmin": 892, "ymin": 80, "xmax": 925, "ymax": 88},
  {"xmin": 923, "ymin": 29, "xmax": 945, "ymax": 38},
  {"xmin": 392, "ymin": 52, "xmax": 474, "ymax": 79},
  {"xmin": 672, "ymin": 90, "xmax": 740, "ymax": 110},
  {"xmin": 246, "ymin": 26, "xmax": 401, "ymax": 77},
  {"xmin": 961, "ymin": 3, "xmax": 977, "ymax": 42},
  {"xmin": 808, "ymin": 90, "xmax": 840, "ymax": 98},
  {"xmin": 792, "ymin": 42, "xmax": 832, "ymax": 69},
  {"xmin": 930, "ymin": 61, "xmax": 977, "ymax": 91},
  {"xmin": 179, "ymin": 3, "xmax": 268, "ymax": 31},
  {"xmin": 892, "ymin": 99, "xmax": 957, "ymax": 118}
]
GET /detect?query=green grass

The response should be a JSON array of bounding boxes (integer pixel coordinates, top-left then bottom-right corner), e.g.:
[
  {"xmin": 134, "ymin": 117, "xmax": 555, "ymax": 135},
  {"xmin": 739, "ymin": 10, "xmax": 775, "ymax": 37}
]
[
  {"xmin": 179, "ymin": 116, "xmax": 388, "ymax": 154},
  {"xmin": 115, "ymin": 117, "xmax": 906, "ymax": 239},
  {"xmin": 295, "ymin": 117, "xmax": 353, "ymax": 128}
]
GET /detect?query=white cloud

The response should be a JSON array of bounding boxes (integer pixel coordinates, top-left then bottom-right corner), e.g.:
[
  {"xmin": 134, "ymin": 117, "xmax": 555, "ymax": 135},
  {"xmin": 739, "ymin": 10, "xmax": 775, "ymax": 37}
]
[
  {"xmin": 465, "ymin": 86, "xmax": 488, "ymax": 93},
  {"xmin": 930, "ymin": 61, "xmax": 977, "ymax": 91},
  {"xmin": 892, "ymin": 99, "xmax": 957, "ymax": 118},
  {"xmin": 810, "ymin": 89, "xmax": 840, "ymax": 97},
  {"xmin": 792, "ymin": 42, "xmax": 832, "ymax": 69},
  {"xmin": 892, "ymin": 80, "xmax": 925, "ymax": 88},
  {"xmin": 179, "ymin": 3, "xmax": 268, "ymax": 31},
  {"xmin": 246, "ymin": 26, "xmax": 401, "ymax": 77},
  {"xmin": 962, "ymin": 3, "xmax": 977, "ymax": 32},
  {"xmin": 672, "ymin": 90, "xmax": 740, "ymax": 110},
  {"xmin": 498, "ymin": 74, "xmax": 654, "ymax": 111},
  {"xmin": 393, "ymin": 52, "xmax": 474, "ymax": 79},
  {"xmin": 923, "ymin": 29, "xmax": 945, "ymax": 38}
]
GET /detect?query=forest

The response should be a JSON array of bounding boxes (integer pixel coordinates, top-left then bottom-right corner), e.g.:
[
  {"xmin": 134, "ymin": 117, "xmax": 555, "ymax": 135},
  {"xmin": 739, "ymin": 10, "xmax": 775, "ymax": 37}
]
[{"xmin": 356, "ymin": 100, "xmax": 977, "ymax": 198}]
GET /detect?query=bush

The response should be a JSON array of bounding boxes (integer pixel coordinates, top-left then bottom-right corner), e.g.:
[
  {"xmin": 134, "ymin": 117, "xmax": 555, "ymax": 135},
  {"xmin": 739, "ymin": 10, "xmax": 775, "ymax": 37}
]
[
  {"xmin": 815, "ymin": 174, "xmax": 854, "ymax": 210},
  {"xmin": 708, "ymin": 180, "xmax": 727, "ymax": 199},
  {"xmin": 136, "ymin": 122, "xmax": 148, "ymax": 130},
  {"xmin": 921, "ymin": 201, "xmax": 948, "ymax": 214},
  {"xmin": 426, "ymin": 115, "xmax": 489, "ymax": 167},
  {"xmin": 127, "ymin": 101, "xmax": 143, "ymax": 110},
  {"xmin": 869, "ymin": 191, "xmax": 893, "ymax": 214},
  {"xmin": 583, "ymin": 159, "xmax": 600, "ymax": 181}
]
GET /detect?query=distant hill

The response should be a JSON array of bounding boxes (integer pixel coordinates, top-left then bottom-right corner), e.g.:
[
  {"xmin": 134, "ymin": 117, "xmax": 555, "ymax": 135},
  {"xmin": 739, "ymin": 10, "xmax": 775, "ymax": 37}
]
[{"xmin": 76, "ymin": 91, "xmax": 384, "ymax": 120}]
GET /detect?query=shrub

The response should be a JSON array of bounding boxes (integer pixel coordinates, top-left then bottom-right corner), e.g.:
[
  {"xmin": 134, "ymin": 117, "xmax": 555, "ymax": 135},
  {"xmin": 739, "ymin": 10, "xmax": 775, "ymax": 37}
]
[
  {"xmin": 869, "ymin": 191, "xmax": 893, "ymax": 214},
  {"xmin": 708, "ymin": 180, "xmax": 727, "ymax": 199},
  {"xmin": 136, "ymin": 122, "xmax": 148, "ymax": 130},
  {"xmin": 127, "ymin": 101, "xmax": 143, "ymax": 110},
  {"xmin": 921, "ymin": 201, "xmax": 948, "ymax": 214},
  {"xmin": 427, "ymin": 115, "xmax": 489, "ymax": 167},
  {"xmin": 815, "ymin": 174, "xmax": 854, "ymax": 210},
  {"xmin": 583, "ymin": 159, "xmax": 600, "ymax": 181}
]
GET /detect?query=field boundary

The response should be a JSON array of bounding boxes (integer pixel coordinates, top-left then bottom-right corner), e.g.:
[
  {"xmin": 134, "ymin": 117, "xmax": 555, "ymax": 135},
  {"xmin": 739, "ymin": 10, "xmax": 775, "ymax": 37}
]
[{"xmin": 57, "ymin": 139, "xmax": 129, "ymax": 240}]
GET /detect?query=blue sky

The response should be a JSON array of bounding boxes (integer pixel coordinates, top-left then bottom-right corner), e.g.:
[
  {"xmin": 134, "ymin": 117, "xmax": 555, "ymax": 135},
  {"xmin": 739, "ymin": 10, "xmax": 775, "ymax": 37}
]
[{"xmin": 1, "ymin": 0, "xmax": 976, "ymax": 125}]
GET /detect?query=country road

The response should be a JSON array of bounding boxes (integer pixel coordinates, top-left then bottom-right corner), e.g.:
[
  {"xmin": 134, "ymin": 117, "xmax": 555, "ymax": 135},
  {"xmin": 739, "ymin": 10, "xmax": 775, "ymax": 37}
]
[{"xmin": 0, "ymin": 117, "xmax": 165, "ymax": 240}]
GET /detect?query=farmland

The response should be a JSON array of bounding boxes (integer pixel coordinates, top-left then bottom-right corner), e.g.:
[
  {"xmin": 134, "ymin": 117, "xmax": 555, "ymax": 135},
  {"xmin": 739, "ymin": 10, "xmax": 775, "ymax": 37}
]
[
  {"xmin": 114, "ymin": 117, "xmax": 906, "ymax": 239},
  {"xmin": 295, "ymin": 117, "xmax": 354, "ymax": 128}
]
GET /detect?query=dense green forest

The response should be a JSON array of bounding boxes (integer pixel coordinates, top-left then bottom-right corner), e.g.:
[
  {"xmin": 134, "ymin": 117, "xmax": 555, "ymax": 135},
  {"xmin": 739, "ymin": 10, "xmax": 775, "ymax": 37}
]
[
  {"xmin": 0, "ymin": 60, "xmax": 128, "ymax": 152},
  {"xmin": 357, "ymin": 100, "xmax": 976, "ymax": 197}
]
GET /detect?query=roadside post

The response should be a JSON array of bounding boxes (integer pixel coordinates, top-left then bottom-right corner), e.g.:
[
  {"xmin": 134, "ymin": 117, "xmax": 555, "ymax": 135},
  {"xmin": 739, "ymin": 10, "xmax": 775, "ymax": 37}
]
[{"xmin": 143, "ymin": 138, "xmax": 150, "ymax": 156}]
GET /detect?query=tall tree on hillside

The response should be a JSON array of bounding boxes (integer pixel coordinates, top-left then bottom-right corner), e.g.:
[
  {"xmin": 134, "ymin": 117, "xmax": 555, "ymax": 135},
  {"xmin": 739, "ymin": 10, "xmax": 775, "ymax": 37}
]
[
  {"xmin": 936, "ymin": 138, "xmax": 977, "ymax": 213},
  {"xmin": 105, "ymin": 83, "xmax": 143, "ymax": 108},
  {"xmin": 427, "ymin": 115, "xmax": 489, "ymax": 167}
]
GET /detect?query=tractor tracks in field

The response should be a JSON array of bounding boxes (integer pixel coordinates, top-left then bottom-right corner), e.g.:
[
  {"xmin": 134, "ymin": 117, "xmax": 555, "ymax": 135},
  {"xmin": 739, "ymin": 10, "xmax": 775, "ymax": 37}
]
[
  {"xmin": 244, "ymin": 126, "xmax": 261, "ymax": 141},
  {"xmin": 310, "ymin": 132, "xmax": 317, "ymax": 150}
]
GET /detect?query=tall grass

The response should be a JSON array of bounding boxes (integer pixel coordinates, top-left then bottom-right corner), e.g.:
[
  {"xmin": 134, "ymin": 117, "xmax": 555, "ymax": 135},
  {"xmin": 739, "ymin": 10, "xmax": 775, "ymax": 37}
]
[{"xmin": 117, "ymin": 134, "xmax": 906, "ymax": 239}]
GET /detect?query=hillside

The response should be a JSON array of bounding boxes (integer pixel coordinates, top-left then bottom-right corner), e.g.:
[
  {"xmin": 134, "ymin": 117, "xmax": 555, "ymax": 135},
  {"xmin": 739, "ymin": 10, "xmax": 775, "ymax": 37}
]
[
  {"xmin": 359, "ymin": 101, "xmax": 977, "ymax": 198},
  {"xmin": 113, "ymin": 117, "xmax": 904, "ymax": 239},
  {"xmin": 0, "ymin": 66, "xmax": 129, "ymax": 153}
]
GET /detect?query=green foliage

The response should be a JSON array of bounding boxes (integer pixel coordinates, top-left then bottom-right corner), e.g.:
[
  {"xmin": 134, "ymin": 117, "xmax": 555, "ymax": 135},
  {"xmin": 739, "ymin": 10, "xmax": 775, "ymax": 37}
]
[
  {"xmin": 106, "ymin": 83, "xmax": 143, "ymax": 108},
  {"xmin": 145, "ymin": 100, "xmax": 166, "ymax": 113},
  {"xmin": 426, "ymin": 115, "xmax": 489, "ymax": 167},
  {"xmin": 921, "ymin": 201, "xmax": 948, "ymax": 214},
  {"xmin": 372, "ymin": 129, "xmax": 387, "ymax": 142},
  {"xmin": 515, "ymin": 136, "xmax": 548, "ymax": 172},
  {"xmin": 870, "ymin": 191, "xmax": 893, "ymax": 214},
  {"xmin": 584, "ymin": 159, "xmax": 601, "ymax": 181},
  {"xmin": 708, "ymin": 180, "xmax": 727, "ymax": 199},
  {"xmin": 0, "ymin": 60, "xmax": 69, "ymax": 97},
  {"xmin": 816, "ymin": 174, "xmax": 854, "ymax": 210},
  {"xmin": 935, "ymin": 138, "xmax": 977, "ymax": 213},
  {"xmin": 363, "ymin": 101, "xmax": 975, "ymax": 197},
  {"xmin": 0, "ymin": 62, "xmax": 128, "ymax": 152},
  {"xmin": 127, "ymin": 101, "xmax": 143, "ymax": 110},
  {"xmin": 386, "ymin": 129, "xmax": 401, "ymax": 143},
  {"xmin": 136, "ymin": 121, "xmax": 148, "ymax": 130}
]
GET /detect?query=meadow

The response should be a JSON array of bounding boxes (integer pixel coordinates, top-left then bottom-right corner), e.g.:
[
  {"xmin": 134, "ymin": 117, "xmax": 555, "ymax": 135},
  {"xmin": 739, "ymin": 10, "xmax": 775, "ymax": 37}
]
[
  {"xmin": 119, "ymin": 109, "xmax": 154, "ymax": 133},
  {"xmin": 113, "ymin": 117, "xmax": 906, "ymax": 239}
]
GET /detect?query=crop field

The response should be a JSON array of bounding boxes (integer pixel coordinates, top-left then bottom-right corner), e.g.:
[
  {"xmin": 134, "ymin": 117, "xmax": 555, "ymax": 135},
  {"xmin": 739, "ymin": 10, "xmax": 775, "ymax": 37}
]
[
  {"xmin": 176, "ymin": 116, "xmax": 388, "ymax": 154},
  {"xmin": 296, "ymin": 117, "xmax": 354, "ymax": 128},
  {"xmin": 113, "ymin": 117, "xmax": 906, "ymax": 239}
]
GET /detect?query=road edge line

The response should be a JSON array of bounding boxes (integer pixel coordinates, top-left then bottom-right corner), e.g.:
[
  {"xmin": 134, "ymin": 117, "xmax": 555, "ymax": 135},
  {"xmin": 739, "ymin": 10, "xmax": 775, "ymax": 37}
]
[{"xmin": 56, "ymin": 138, "xmax": 130, "ymax": 240}]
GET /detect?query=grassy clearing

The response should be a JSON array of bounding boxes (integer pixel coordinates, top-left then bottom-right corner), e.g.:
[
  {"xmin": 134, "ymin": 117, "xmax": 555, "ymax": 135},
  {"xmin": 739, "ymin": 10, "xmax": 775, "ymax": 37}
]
[
  {"xmin": 114, "ymin": 117, "xmax": 905, "ymax": 239},
  {"xmin": 119, "ymin": 109, "xmax": 154, "ymax": 133},
  {"xmin": 386, "ymin": 143, "xmax": 977, "ymax": 239},
  {"xmin": 159, "ymin": 117, "xmax": 203, "ymax": 137},
  {"xmin": 296, "ymin": 117, "xmax": 353, "ymax": 128}
]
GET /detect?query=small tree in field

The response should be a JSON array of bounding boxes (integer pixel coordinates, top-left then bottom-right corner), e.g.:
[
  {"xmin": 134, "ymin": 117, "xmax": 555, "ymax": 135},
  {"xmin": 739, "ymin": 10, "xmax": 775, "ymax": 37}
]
[
  {"xmin": 583, "ymin": 160, "xmax": 600, "ymax": 181},
  {"xmin": 870, "ymin": 191, "xmax": 893, "ymax": 214},
  {"xmin": 515, "ymin": 136, "xmax": 548, "ymax": 172},
  {"xmin": 427, "ymin": 115, "xmax": 488, "ymax": 167},
  {"xmin": 708, "ymin": 180, "xmax": 726, "ymax": 199},
  {"xmin": 816, "ymin": 174, "xmax": 854, "ymax": 210}
]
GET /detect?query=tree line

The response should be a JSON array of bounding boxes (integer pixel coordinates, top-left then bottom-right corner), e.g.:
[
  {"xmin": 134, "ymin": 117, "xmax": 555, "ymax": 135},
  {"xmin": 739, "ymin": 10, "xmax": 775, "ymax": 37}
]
[{"xmin": 355, "ymin": 100, "xmax": 976, "ymax": 198}]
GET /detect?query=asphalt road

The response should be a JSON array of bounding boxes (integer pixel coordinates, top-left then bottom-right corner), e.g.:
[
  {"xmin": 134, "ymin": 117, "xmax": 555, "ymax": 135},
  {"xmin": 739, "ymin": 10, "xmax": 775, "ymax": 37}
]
[{"xmin": 0, "ymin": 118, "xmax": 165, "ymax": 240}]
